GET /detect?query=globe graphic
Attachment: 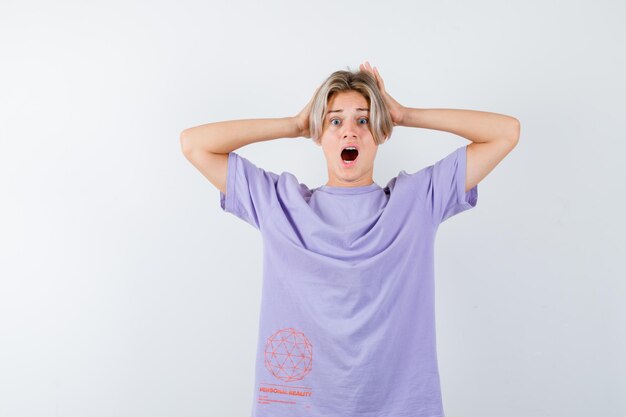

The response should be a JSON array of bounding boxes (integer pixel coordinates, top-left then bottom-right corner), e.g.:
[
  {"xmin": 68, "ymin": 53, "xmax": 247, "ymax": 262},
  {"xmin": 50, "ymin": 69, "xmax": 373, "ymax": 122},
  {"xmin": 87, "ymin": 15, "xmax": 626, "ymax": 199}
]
[{"xmin": 264, "ymin": 327, "xmax": 313, "ymax": 382}]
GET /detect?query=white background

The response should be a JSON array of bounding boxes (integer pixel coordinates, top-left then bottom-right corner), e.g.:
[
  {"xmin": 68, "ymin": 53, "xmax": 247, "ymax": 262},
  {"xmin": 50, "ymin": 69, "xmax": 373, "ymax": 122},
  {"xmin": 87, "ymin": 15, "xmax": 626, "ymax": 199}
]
[{"xmin": 1, "ymin": 0, "xmax": 624, "ymax": 416}]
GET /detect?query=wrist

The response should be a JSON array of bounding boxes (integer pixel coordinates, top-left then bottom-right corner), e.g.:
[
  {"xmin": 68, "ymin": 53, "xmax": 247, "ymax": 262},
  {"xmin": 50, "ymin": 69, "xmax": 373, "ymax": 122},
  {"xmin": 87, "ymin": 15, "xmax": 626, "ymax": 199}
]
[
  {"xmin": 289, "ymin": 116, "xmax": 303, "ymax": 138},
  {"xmin": 397, "ymin": 106, "xmax": 408, "ymax": 127},
  {"xmin": 398, "ymin": 107, "xmax": 422, "ymax": 128},
  {"xmin": 393, "ymin": 106, "xmax": 409, "ymax": 127},
  {"xmin": 291, "ymin": 115, "xmax": 310, "ymax": 138}
]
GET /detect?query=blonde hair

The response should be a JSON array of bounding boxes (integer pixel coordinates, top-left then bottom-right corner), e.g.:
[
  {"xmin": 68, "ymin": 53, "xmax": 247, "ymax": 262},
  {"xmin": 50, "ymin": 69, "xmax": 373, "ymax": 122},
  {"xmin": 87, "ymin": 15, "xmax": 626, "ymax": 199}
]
[{"xmin": 309, "ymin": 69, "xmax": 394, "ymax": 146}]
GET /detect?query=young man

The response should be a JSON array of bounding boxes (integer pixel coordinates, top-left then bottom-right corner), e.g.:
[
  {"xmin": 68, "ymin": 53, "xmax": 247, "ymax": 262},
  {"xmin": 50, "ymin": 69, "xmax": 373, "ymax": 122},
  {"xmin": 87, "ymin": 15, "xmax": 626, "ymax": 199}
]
[{"xmin": 180, "ymin": 61, "xmax": 520, "ymax": 417}]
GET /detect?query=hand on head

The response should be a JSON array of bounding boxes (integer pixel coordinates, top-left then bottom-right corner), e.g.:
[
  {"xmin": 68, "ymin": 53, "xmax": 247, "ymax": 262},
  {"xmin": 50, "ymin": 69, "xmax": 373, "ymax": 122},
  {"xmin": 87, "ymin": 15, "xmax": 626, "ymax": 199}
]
[
  {"xmin": 294, "ymin": 84, "xmax": 322, "ymax": 139},
  {"xmin": 359, "ymin": 61, "xmax": 406, "ymax": 127},
  {"xmin": 294, "ymin": 62, "xmax": 406, "ymax": 140}
]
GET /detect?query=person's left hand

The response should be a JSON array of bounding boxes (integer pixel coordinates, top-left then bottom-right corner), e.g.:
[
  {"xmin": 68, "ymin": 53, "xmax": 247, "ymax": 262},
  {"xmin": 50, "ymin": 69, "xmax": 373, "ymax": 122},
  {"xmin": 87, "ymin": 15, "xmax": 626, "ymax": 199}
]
[{"xmin": 359, "ymin": 61, "xmax": 406, "ymax": 127}]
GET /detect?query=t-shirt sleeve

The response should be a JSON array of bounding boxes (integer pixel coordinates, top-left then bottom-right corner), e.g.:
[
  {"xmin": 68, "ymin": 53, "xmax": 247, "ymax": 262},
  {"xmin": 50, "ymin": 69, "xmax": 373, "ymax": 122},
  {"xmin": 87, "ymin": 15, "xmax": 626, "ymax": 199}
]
[
  {"xmin": 428, "ymin": 144, "xmax": 478, "ymax": 224},
  {"xmin": 219, "ymin": 151, "xmax": 280, "ymax": 230}
]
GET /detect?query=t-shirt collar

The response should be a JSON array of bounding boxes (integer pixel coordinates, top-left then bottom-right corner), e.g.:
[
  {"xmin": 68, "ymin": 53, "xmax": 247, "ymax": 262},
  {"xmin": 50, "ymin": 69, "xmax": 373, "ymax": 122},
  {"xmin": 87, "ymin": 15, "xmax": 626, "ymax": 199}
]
[{"xmin": 317, "ymin": 182, "xmax": 382, "ymax": 195}]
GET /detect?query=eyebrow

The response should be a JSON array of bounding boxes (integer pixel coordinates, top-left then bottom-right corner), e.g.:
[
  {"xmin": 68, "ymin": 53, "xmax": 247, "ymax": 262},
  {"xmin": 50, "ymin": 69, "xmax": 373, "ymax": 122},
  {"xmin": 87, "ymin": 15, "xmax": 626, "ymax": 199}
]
[{"xmin": 327, "ymin": 108, "xmax": 369, "ymax": 116}]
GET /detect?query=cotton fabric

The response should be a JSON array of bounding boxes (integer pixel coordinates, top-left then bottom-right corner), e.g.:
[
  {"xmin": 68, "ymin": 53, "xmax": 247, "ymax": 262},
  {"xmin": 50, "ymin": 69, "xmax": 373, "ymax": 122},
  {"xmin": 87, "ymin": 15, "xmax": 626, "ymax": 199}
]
[{"xmin": 219, "ymin": 145, "xmax": 478, "ymax": 417}]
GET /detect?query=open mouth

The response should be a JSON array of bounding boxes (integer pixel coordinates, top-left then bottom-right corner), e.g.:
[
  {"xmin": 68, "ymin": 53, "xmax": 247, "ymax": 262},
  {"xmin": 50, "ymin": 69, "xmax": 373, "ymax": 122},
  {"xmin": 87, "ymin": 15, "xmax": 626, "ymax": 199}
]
[{"xmin": 340, "ymin": 146, "xmax": 359, "ymax": 167}]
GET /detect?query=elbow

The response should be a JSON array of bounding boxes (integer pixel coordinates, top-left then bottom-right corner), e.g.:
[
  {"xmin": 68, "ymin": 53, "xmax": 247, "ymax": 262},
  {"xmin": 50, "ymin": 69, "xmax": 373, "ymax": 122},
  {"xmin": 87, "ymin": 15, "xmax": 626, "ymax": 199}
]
[
  {"xmin": 179, "ymin": 129, "xmax": 193, "ymax": 156},
  {"xmin": 507, "ymin": 117, "xmax": 521, "ymax": 144}
]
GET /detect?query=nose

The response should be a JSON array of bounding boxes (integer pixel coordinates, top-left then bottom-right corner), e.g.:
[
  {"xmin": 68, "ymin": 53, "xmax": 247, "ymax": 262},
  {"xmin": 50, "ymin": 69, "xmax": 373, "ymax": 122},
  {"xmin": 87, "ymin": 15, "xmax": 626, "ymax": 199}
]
[{"xmin": 341, "ymin": 119, "xmax": 358, "ymax": 138}]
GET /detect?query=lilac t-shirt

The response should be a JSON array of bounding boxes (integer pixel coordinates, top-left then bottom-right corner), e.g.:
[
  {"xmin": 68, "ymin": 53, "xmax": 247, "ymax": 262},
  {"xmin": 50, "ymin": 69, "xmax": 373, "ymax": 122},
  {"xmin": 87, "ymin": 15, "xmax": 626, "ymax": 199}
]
[{"xmin": 219, "ymin": 145, "xmax": 478, "ymax": 417}]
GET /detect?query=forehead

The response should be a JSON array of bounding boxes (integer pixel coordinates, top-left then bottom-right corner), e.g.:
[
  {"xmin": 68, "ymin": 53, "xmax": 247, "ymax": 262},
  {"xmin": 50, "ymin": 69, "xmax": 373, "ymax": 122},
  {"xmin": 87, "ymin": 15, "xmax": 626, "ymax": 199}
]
[{"xmin": 326, "ymin": 90, "xmax": 369, "ymax": 110}]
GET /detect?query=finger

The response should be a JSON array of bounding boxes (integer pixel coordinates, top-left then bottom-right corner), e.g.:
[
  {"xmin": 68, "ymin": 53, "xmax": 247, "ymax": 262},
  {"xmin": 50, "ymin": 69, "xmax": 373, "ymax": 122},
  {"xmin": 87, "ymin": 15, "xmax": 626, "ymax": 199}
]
[
  {"xmin": 369, "ymin": 66, "xmax": 381, "ymax": 87},
  {"xmin": 368, "ymin": 62, "xmax": 377, "ymax": 79},
  {"xmin": 360, "ymin": 62, "xmax": 375, "ymax": 78},
  {"xmin": 373, "ymin": 67, "xmax": 386, "ymax": 89},
  {"xmin": 361, "ymin": 62, "xmax": 383, "ymax": 90}
]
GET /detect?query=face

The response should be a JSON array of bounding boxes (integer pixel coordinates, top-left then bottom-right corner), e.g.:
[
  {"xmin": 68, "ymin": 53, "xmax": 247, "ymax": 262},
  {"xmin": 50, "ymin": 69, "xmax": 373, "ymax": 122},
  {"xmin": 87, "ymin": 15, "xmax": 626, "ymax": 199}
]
[{"xmin": 316, "ymin": 90, "xmax": 379, "ymax": 187}]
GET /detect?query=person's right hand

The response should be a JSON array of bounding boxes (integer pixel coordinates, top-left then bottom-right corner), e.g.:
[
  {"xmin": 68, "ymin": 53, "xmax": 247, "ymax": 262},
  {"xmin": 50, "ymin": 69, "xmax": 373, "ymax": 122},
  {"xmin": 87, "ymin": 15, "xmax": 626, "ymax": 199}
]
[{"xmin": 293, "ymin": 85, "xmax": 321, "ymax": 139}]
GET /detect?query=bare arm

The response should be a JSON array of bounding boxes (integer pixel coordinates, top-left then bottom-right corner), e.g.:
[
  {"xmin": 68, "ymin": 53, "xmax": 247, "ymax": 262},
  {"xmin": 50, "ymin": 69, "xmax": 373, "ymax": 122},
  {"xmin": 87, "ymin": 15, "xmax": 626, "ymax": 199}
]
[
  {"xmin": 179, "ymin": 117, "xmax": 301, "ymax": 194},
  {"xmin": 399, "ymin": 107, "xmax": 520, "ymax": 193},
  {"xmin": 179, "ymin": 83, "xmax": 318, "ymax": 155},
  {"xmin": 397, "ymin": 108, "xmax": 519, "ymax": 144},
  {"xmin": 179, "ymin": 116, "xmax": 301, "ymax": 155},
  {"xmin": 179, "ymin": 90, "xmax": 316, "ymax": 194},
  {"xmin": 359, "ymin": 60, "xmax": 520, "ymax": 194}
]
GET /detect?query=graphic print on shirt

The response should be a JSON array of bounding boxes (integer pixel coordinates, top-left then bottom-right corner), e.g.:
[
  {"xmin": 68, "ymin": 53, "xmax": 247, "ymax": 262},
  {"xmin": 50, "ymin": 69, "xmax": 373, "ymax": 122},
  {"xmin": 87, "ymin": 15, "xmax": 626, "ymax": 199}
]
[{"xmin": 257, "ymin": 327, "xmax": 313, "ymax": 410}]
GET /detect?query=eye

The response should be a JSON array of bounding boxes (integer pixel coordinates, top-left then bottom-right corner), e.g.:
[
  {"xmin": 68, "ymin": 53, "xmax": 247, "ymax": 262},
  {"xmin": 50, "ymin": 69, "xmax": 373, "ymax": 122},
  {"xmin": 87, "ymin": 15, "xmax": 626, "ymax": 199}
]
[{"xmin": 329, "ymin": 117, "xmax": 368, "ymax": 126}]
